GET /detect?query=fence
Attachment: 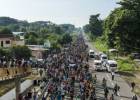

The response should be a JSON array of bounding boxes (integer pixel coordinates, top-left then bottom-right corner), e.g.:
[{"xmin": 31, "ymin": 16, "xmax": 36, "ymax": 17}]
[{"xmin": 0, "ymin": 66, "xmax": 32, "ymax": 80}]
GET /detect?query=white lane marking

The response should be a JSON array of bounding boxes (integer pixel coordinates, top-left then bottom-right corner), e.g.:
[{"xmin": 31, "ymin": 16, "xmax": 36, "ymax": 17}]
[{"xmin": 106, "ymin": 74, "xmax": 114, "ymax": 86}]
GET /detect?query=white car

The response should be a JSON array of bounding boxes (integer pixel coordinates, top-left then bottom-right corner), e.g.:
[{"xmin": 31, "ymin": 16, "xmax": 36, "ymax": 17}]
[
  {"xmin": 106, "ymin": 60, "xmax": 117, "ymax": 72},
  {"xmin": 100, "ymin": 54, "xmax": 108, "ymax": 62},
  {"xmin": 94, "ymin": 60, "xmax": 102, "ymax": 71},
  {"xmin": 89, "ymin": 49, "xmax": 95, "ymax": 58}
]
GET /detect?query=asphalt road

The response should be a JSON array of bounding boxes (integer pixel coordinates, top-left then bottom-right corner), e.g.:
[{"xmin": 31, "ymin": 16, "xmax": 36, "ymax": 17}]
[
  {"xmin": 0, "ymin": 80, "xmax": 33, "ymax": 100},
  {"xmin": 83, "ymin": 31, "xmax": 139, "ymax": 100}
]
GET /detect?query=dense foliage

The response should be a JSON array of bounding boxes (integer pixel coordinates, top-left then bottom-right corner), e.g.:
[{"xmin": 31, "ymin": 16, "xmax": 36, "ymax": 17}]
[
  {"xmin": 84, "ymin": 0, "xmax": 140, "ymax": 53},
  {"xmin": 0, "ymin": 17, "xmax": 76, "ymax": 34},
  {"xmin": 10, "ymin": 46, "xmax": 31, "ymax": 60},
  {"xmin": 0, "ymin": 17, "xmax": 76, "ymax": 48},
  {"xmin": 0, "ymin": 46, "xmax": 31, "ymax": 60},
  {"xmin": 83, "ymin": 14, "xmax": 103, "ymax": 37},
  {"xmin": 58, "ymin": 33, "xmax": 72, "ymax": 45},
  {"xmin": 104, "ymin": 0, "xmax": 140, "ymax": 52},
  {"xmin": 0, "ymin": 28, "xmax": 12, "ymax": 34}
]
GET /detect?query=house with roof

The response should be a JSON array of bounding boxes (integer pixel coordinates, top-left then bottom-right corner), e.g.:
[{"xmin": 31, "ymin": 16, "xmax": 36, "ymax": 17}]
[
  {"xmin": 0, "ymin": 34, "xmax": 25, "ymax": 48},
  {"xmin": 0, "ymin": 34, "xmax": 14, "ymax": 47},
  {"xmin": 27, "ymin": 45, "xmax": 48, "ymax": 59}
]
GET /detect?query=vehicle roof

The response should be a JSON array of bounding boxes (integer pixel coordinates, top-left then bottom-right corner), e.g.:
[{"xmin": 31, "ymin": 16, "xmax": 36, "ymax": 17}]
[
  {"xmin": 94, "ymin": 60, "xmax": 102, "ymax": 63},
  {"xmin": 94, "ymin": 53, "xmax": 98, "ymax": 55},
  {"xmin": 69, "ymin": 64, "xmax": 76, "ymax": 67},
  {"xmin": 101, "ymin": 54, "xmax": 107, "ymax": 57},
  {"xmin": 89, "ymin": 49, "xmax": 94, "ymax": 52},
  {"xmin": 131, "ymin": 53, "xmax": 140, "ymax": 55},
  {"xmin": 107, "ymin": 60, "xmax": 117, "ymax": 64}
]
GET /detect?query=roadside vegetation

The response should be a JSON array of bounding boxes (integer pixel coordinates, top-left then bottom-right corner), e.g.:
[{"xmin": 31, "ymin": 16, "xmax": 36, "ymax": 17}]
[
  {"xmin": 93, "ymin": 37, "xmax": 108, "ymax": 53},
  {"xmin": 83, "ymin": 0, "xmax": 140, "ymax": 96},
  {"xmin": 122, "ymin": 73, "xmax": 140, "ymax": 96},
  {"xmin": 0, "ymin": 18, "xmax": 77, "ymax": 96},
  {"xmin": 0, "ymin": 80, "xmax": 15, "ymax": 96},
  {"xmin": 83, "ymin": 0, "xmax": 140, "ymax": 72},
  {"xmin": 117, "ymin": 58, "xmax": 137, "ymax": 72}
]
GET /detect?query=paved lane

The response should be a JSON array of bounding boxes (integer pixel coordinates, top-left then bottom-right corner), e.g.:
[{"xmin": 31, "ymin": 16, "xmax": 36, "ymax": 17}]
[
  {"xmin": 0, "ymin": 80, "xmax": 33, "ymax": 100},
  {"xmin": 83, "ymin": 31, "xmax": 139, "ymax": 100}
]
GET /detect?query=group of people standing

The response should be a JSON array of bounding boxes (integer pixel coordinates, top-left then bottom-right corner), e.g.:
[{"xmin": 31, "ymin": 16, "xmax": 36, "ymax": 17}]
[
  {"xmin": 41, "ymin": 34, "xmax": 98, "ymax": 100},
  {"xmin": 0, "ymin": 57, "xmax": 30, "ymax": 68},
  {"xmin": 23, "ymin": 34, "xmax": 138, "ymax": 100}
]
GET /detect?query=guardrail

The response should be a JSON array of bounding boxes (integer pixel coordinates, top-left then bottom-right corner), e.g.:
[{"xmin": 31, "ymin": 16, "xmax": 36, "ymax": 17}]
[{"xmin": 0, "ymin": 66, "xmax": 32, "ymax": 80}]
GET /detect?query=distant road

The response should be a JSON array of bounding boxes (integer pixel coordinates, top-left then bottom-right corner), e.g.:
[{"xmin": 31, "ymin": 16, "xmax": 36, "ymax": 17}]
[{"xmin": 83, "ymin": 31, "xmax": 139, "ymax": 100}]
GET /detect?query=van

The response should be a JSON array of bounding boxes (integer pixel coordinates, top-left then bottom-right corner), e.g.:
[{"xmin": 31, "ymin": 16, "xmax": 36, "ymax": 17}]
[
  {"xmin": 94, "ymin": 53, "xmax": 100, "ymax": 60},
  {"xmin": 89, "ymin": 49, "xmax": 95, "ymax": 58},
  {"xmin": 106, "ymin": 60, "xmax": 117, "ymax": 72},
  {"xmin": 94, "ymin": 60, "xmax": 102, "ymax": 71},
  {"xmin": 100, "ymin": 54, "xmax": 108, "ymax": 62}
]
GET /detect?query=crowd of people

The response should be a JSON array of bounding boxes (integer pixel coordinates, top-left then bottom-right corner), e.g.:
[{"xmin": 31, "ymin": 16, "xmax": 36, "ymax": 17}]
[
  {"xmin": 43, "ymin": 34, "xmax": 95, "ymax": 100},
  {"xmin": 22, "ymin": 34, "xmax": 138, "ymax": 100},
  {"xmin": 0, "ymin": 57, "xmax": 30, "ymax": 68}
]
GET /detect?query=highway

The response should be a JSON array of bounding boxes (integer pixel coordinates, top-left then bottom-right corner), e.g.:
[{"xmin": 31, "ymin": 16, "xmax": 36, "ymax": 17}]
[
  {"xmin": 84, "ymin": 31, "xmax": 139, "ymax": 100},
  {"xmin": 32, "ymin": 32, "xmax": 139, "ymax": 100}
]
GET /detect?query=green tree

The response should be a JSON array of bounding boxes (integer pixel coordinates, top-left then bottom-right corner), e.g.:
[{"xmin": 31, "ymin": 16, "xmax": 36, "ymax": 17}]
[
  {"xmin": 51, "ymin": 42, "xmax": 61, "ymax": 50},
  {"xmin": 83, "ymin": 24, "xmax": 90, "ymax": 33},
  {"xmin": 0, "ymin": 28, "xmax": 12, "ymax": 34},
  {"xmin": 0, "ymin": 48, "xmax": 12, "ymax": 60},
  {"xmin": 58, "ymin": 33, "xmax": 72, "ymax": 45},
  {"xmin": 11, "ymin": 46, "xmax": 31, "ymax": 60},
  {"xmin": 25, "ymin": 32, "xmax": 39, "ymax": 45},
  {"xmin": 24, "ymin": 32, "xmax": 38, "ymax": 39},
  {"xmin": 89, "ymin": 14, "xmax": 103, "ymax": 36},
  {"xmin": 26, "ymin": 35, "xmax": 38, "ymax": 45},
  {"xmin": 54, "ymin": 26, "xmax": 63, "ymax": 34},
  {"xmin": 103, "ymin": 0, "xmax": 140, "ymax": 52},
  {"xmin": 0, "ymin": 48, "xmax": 6, "ymax": 57}
]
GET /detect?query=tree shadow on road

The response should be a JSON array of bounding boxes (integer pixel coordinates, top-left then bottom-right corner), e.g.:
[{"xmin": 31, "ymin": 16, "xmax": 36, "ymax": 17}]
[{"xmin": 117, "ymin": 71, "xmax": 135, "ymax": 77}]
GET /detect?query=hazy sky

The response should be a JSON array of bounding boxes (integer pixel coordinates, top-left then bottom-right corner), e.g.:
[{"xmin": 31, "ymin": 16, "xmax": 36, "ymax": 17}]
[{"xmin": 0, "ymin": 0, "xmax": 119, "ymax": 27}]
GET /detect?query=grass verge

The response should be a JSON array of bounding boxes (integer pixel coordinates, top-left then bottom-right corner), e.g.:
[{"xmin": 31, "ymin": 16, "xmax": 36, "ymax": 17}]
[
  {"xmin": 0, "ymin": 80, "xmax": 15, "ymax": 96},
  {"xmin": 117, "ymin": 58, "xmax": 137, "ymax": 72},
  {"xmin": 94, "ymin": 37, "xmax": 108, "ymax": 52},
  {"xmin": 86, "ymin": 33, "xmax": 140, "ymax": 96},
  {"xmin": 122, "ymin": 73, "xmax": 140, "ymax": 96}
]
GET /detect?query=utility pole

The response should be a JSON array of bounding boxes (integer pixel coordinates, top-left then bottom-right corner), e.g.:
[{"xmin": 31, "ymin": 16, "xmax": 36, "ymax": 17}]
[{"xmin": 15, "ymin": 76, "xmax": 21, "ymax": 100}]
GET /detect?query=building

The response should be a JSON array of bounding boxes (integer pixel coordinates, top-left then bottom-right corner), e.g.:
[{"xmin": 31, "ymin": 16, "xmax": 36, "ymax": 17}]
[
  {"xmin": 13, "ymin": 36, "xmax": 25, "ymax": 46},
  {"xmin": 0, "ymin": 34, "xmax": 25, "ymax": 48},
  {"xmin": 27, "ymin": 45, "xmax": 48, "ymax": 59},
  {"xmin": 0, "ymin": 34, "xmax": 14, "ymax": 47}
]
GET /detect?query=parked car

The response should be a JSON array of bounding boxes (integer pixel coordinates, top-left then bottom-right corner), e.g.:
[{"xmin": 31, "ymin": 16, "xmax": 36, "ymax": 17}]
[
  {"xmin": 105, "ymin": 60, "xmax": 117, "ymax": 72},
  {"xmin": 131, "ymin": 53, "xmax": 140, "ymax": 59}
]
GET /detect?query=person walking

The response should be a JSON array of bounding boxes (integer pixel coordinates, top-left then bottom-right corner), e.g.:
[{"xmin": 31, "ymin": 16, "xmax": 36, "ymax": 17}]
[
  {"xmin": 102, "ymin": 77, "xmax": 107, "ymax": 88},
  {"xmin": 132, "ymin": 95, "xmax": 138, "ymax": 100},
  {"xmin": 111, "ymin": 72, "xmax": 115, "ymax": 81},
  {"xmin": 94, "ymin": 74, "xmax": 97, "ymax": 84},
  {"xmin": 113, "ymin": 83, "xmax": 120, "ymax": 96},
  {"xmin": 104, "ymin": 87, "xmax": 109, "ymax": 99},
  {"xmin": 131, "ymin": 82, "xmax": 136, "ymax": 92},
  {"xmin": 109, "ymin": 94, "xmax": 114, "ymax": 100}
]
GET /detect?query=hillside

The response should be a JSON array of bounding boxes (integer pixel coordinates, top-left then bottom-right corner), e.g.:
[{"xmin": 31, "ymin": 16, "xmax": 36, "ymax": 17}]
[{"xmin": 0, "ymin": 17, "xmax": 76, "ymax": 34}]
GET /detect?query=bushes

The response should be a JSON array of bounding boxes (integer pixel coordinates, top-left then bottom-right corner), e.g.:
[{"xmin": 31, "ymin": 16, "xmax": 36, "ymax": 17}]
[
  {"xmin": 0, "ymin": 46, "xmax": 31, "ymax": 60},
  {"xmin": 94, "ymin": 37, "xmax": 108, "ymax": 52},
  {"xmin": 117, "ymin": 58, "xmax": 135, "ymax": 71},
  {"xmin": 11, "ymin": 46, "xmax": 31, "ymax": 60}
]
